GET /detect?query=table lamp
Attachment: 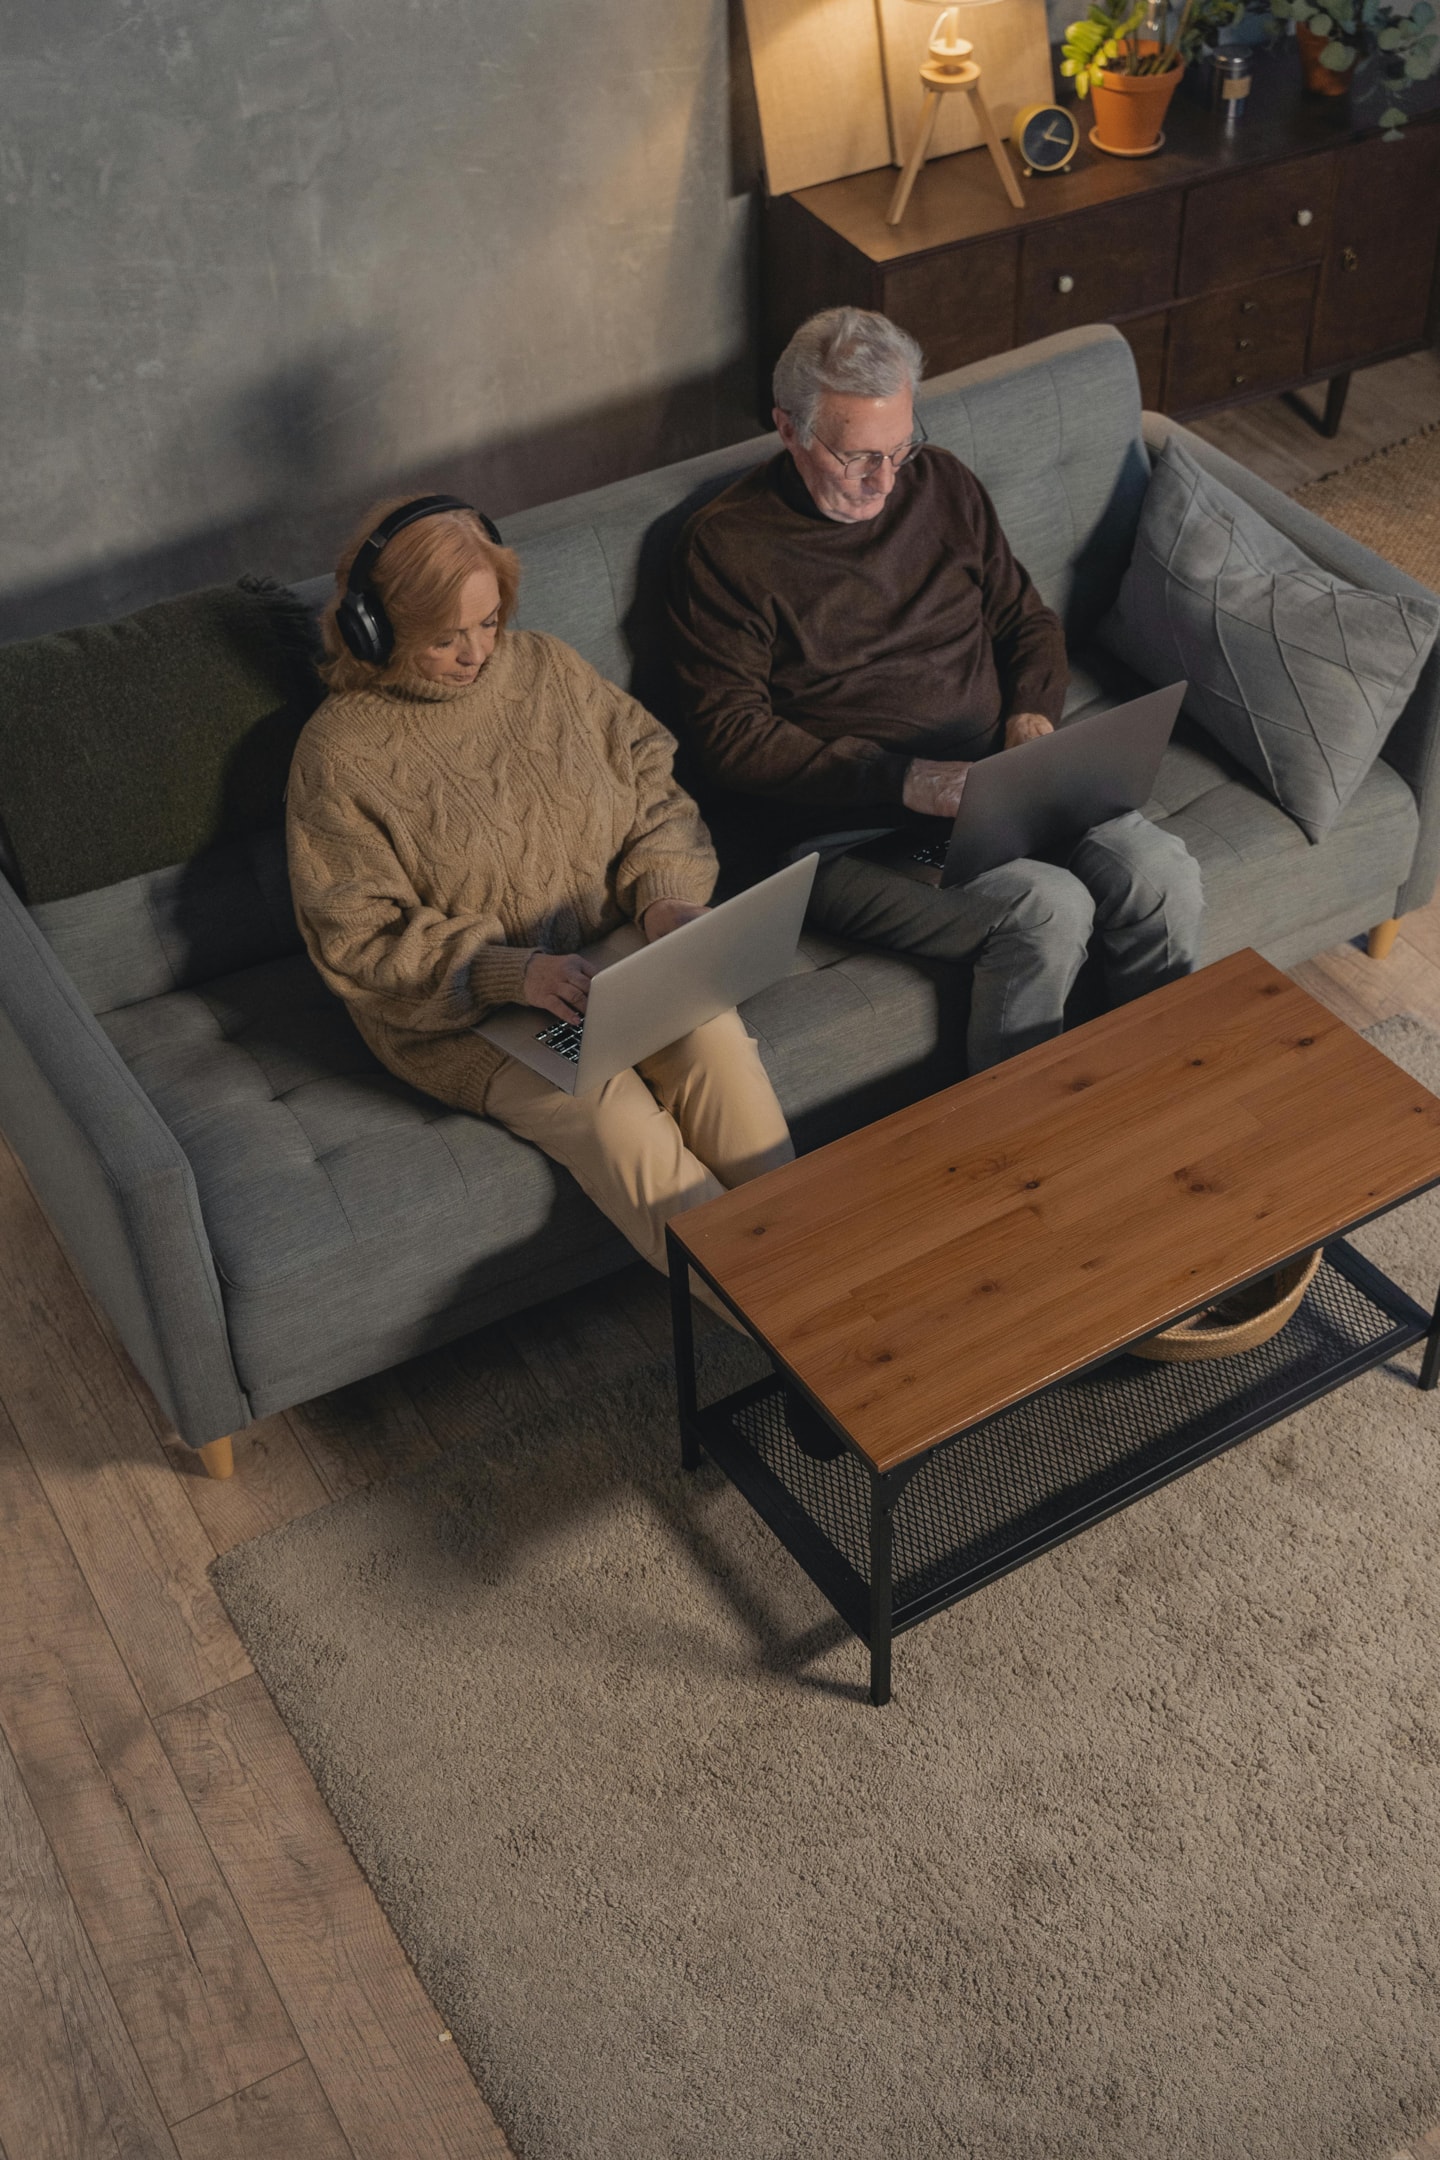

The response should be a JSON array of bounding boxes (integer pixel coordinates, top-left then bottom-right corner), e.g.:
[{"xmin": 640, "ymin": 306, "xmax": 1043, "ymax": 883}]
[{"xmin": 886, "ymin": 0, "xmax": 1026, "ymax": 224}]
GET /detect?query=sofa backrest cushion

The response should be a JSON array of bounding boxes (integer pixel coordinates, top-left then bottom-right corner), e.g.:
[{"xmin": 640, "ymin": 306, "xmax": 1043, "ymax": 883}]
[
  {"xmin": 26, "ymin": 330, "xmax": 1147, "ymax": 1013},
  {"xmin": 0, "ymin": 577, "xmax": 322, "ymax": 905},
  {"xmin": 503, "ymin": 325, "xmax": 1151, "ymax": 713},
  {"xmin": 918, "ymin": 329, "xmax": 1152, "ymax": 642}
]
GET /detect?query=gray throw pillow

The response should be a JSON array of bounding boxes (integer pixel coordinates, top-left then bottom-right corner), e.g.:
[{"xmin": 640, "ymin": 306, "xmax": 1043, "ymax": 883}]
[{"xmin": 1097, "ymin": 436, "xmax": 1440, "ymax": 843}]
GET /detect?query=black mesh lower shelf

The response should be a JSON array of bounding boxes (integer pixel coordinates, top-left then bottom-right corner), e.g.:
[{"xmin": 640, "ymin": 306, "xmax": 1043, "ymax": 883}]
[{"xmin": 693, "ymin": 1241, "xmax": 1430, "ymax": 1641}]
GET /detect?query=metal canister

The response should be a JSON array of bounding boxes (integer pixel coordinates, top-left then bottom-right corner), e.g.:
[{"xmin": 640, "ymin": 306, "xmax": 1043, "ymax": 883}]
[{"xmin": 1211, "ymin": 47, "xmax": 1253, "ymax": 123}]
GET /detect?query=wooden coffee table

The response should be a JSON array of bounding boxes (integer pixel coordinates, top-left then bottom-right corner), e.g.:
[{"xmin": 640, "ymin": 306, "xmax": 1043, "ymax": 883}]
[{"xmin": 666, "ymin": 951, "xmax": 1440, "ymax": 1705}]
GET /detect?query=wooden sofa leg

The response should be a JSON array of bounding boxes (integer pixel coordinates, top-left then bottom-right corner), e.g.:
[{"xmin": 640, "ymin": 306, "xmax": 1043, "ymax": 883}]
[
  {"xmin": 198, "ymin": 1434, "xmax": 235, "ymax": 1480},
  {"xmin": 1367, "ymin": 917, "xmax": 1401, "ymax": 961}
]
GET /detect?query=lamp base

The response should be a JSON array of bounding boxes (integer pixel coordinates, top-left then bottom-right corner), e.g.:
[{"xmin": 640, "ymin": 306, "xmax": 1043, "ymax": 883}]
[
  {"xmin": 919, "ymin": 53, "xmax": 979, "ymax": 90},
  {"xmin": 926, "ymin": 37, "xmax": 974, "ymax": 77},
  {"xmin": 887, "ymin": 61, "xmax": 1026, "ymax": 224}
]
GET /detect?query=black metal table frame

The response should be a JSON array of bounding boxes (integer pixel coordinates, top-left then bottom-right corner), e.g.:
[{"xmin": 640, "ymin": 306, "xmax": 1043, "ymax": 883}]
[{"xmin": 667, "ymin": 1190, "xmax": 1440, "ymax": 1708}]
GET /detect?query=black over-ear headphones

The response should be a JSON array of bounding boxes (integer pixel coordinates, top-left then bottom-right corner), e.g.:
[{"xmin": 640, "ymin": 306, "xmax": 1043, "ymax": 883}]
[{"xmin": 335, "ymin": 494, "xmax": 504, "ymax": 666}]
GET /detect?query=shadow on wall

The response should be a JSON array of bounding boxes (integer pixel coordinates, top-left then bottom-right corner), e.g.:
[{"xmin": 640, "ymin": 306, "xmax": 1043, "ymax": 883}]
[
  {"xmin": 3, "ymin": 0, "xmax": 773, "ymax": 649},
  {"xmin": 727, "ymin": 0, "xmax": 765, "ymax": 197},
  {"xmin": 1, "ymin": 350, "xmax": 766, "ymax": 645}
]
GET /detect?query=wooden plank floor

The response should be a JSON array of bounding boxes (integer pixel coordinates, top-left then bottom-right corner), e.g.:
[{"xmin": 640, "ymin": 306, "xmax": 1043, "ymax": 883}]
[
  {"xmin": 4, "ymin": 356, "xmax": 1440, "ymax": 2158},
  {"xmin": 1190, "ymin": 347, "xmax": 1440, "ymax": 492}
]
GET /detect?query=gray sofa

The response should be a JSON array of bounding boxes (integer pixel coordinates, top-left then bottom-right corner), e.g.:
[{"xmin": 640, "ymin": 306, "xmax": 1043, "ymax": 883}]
[{"xmin": 2, "ymin": 323, "xmax": 1436, "ymax": 1463}]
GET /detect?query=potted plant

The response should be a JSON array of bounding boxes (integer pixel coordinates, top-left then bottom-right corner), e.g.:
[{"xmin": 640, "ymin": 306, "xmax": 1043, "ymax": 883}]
[
  {"xmin": 1265, "ymin": 0, "xmax": 1439, "ymax": 131},
  {"xmin": 1062, "ymin": 0, "xmax": 1248, "ymax": 151}
]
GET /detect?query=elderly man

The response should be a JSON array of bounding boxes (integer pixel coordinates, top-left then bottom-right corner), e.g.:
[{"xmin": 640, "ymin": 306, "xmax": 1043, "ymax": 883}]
[{"xmin": 669, "ymin": 307, "xmax": 1202, "ymax": 1073}]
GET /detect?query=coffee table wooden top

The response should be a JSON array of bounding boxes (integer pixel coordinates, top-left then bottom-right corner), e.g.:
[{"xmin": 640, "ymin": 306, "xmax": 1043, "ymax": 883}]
[{"xmin": 672, "ymin": 951, "xmax": 1440, "ymax": 1472}]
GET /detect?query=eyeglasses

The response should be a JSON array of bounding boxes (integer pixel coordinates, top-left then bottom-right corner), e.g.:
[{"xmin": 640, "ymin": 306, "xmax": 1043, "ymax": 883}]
[{"xmin": 801, "ymin": 413, "xmax": 929, "ymax": 480}]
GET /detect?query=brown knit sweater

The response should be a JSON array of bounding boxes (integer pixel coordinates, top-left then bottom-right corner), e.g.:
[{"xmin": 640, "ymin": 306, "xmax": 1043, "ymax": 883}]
[
  {"xmin": 670, "ymin": 446, "xmax": 1068, "ymax": 850},
  {"xmin": 286, "ymin": 630, "xmax": 717, "ymax": 1113}
]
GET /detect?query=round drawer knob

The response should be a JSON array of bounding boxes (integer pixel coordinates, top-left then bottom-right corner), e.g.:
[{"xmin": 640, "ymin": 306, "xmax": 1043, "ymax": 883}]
[
  {"xmin": 1056, "ymin": 273, "xmax": 1075, "ymax": 294},
  {"xmin": 1240, "ymin": 299, "xmax": 1259, "ymax": 314},
  {"xmin": 1236, "ymin": 337, "xmax": 1256, "ymax": 350},
  {"xmin": 1233, "ymin": 372, "xmax": 1249, "ymax": 386},
  {"xmin": 1295, "ymin": 208, "xmax": 1314, "ymax": 227}
]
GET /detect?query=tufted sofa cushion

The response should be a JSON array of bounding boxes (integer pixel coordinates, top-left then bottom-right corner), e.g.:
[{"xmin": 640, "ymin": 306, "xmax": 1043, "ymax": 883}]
[
  {"xmin": 1062, "ymin": 642, "xmax": 1420, "ymax": 967},
  {"xmin": 1145, "ymin": 729, "xmax": 1418, "ymax": 969},
  {"xmin": 98, "ymin": 936, "xmax": 963, "ymax": 1414}
]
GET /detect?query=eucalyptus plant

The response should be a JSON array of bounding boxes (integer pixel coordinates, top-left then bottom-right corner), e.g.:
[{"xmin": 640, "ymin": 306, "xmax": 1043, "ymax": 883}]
[{"xmin": 1267, "ymin": 0, "xmax": 1439, "ymax": 132}]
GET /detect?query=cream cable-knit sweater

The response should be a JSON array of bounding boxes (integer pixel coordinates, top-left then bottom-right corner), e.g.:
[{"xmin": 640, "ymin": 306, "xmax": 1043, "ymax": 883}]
[{"xmin": 286, "ymin": 629, "xmax": 717, "ymax": 1113}]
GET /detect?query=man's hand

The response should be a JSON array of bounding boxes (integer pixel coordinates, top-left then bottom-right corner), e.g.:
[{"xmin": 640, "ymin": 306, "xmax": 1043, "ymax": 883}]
[
  {"xmin": 522, "ymin": 952, "xmax": 598, "ymax": 1022},
  {"xmin": 903, "ymin": 757, "xmax": 971, "ymax": 821},
  {"xmin": 1005, "ymin": 711, "xmax": 1054, "ymax": 748},
  {"xmin": 641, "ymin": 897, "xmax": 710, "ymax": 942}
]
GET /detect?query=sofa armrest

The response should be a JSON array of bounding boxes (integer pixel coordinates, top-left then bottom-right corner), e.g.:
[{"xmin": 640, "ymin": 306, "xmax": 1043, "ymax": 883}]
[
  {"xmin": 1142, "ymin": 413, "xmax": 1440, "ymax": 918},
  {"xmin": 0, "ymin": 872, "xmax": 249, "ymax": 1447}
]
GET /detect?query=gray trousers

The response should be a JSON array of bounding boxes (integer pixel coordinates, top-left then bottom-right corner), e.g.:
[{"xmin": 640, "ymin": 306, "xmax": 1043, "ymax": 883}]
[{"xmin": 810, "ymin": 811, "xmax": 1204, "ymax": 1074}]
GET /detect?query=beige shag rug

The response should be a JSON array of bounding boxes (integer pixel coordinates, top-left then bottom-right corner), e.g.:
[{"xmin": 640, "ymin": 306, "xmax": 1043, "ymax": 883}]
[
  {"xmin": 1295, "ymin": 423, "xmax": 1440, "ymax": 590},
  {"xmin": 212, "ymin": 1017, "xmax": 1440, "ymax": 2160}
]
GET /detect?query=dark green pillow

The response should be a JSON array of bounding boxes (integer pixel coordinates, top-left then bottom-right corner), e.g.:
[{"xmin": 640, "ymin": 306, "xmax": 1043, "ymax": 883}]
[{"xmin": 0, "ymin": 577, "xmax": 324, "ymax": 903}]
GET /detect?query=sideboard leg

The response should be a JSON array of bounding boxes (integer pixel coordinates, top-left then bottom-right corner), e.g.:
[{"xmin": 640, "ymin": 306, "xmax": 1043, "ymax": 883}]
[
  {"xmin": 197, "ymin": 1433, "xmax": 234, "ymax": 1480},
  {"xmin": 1321, "ymin": 370, "xmax": 1352, "ymax": 438},
  {"xmin": 1367, "ymin": 917, "xmax": 1400, "ymax": 961},
  {"xmin": 1285, "ymin": 371, "xmax": 1352, "ymax": 439}
]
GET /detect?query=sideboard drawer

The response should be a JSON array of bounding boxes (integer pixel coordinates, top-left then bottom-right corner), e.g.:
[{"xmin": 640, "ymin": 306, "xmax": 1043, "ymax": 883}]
[
  {"xmin": 881, "ymin": 236, "xmax": 1019, "ymax": 376},
  {"xmin": 1167, "ymin": 266, "xmax": 1315, "ymax": 410},
  {"xmin": 1017, "ymin": 194, "xmax": 1180, "ymax": 344},
  {"xmin": 1311, "ymin": 127, "xmax": 1440, "ymax": 370},
  {"xmin": 1178, "ymin": 151, "xmax": 1334, "ymax": 296}
]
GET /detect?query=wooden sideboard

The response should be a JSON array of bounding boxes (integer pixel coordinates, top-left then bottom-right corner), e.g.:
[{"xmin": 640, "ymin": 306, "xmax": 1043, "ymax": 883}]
[{"xmin": 762, "ymin": 48, "xmax": 1440, "ymax": 430}]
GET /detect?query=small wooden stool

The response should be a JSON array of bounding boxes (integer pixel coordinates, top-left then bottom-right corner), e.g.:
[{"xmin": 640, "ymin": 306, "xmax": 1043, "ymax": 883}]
[{"xmin": 887, "ymin": 52, "xmax": 1025, "ymax": 225}]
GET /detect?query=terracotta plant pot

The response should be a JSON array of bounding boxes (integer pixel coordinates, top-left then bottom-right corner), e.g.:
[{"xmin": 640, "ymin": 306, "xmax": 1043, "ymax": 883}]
[
  {"xmin": 1090, "ymin": 62, "xmax": 1184, "ymax": 154},
  {"xmin": 1294, "ymin": 18, "xmax": 1352, "ymax": 95}
]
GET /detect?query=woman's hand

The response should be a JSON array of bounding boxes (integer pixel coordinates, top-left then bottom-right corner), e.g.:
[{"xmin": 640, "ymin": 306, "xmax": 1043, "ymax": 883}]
[
  {"xmin": 1005, "ymin": 711, "xmax": 1054, "ymax": 748},
  {"xmin": 522, "ymin": 951, "xmax": 598, "ymax": 1021},
  {"xmin": 641, "ymin": 897, "xmax": 710, "ymax": 942}
]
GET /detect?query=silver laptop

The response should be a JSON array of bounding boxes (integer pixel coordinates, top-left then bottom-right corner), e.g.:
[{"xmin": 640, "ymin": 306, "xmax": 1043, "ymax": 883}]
[
  {"xmin": 887, "ymin": 681, "xmax": 1186, "ymax": 888},
  {"xmin": 475, "ymin": 854, "xmax": 819, "ymax": 1093}
]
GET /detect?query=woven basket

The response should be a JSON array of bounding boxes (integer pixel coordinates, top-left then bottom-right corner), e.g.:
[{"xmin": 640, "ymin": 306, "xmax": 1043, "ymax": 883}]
[{"xmin": 1131, "ymin": 1248, "xmax": 1323, "ymax": 1363}]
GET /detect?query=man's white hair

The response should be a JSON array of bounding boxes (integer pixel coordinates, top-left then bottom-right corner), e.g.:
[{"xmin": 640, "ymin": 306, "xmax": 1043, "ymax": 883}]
[{"xmin": 772, "ymin": 308, "xmax": 924, "ymax": 445}]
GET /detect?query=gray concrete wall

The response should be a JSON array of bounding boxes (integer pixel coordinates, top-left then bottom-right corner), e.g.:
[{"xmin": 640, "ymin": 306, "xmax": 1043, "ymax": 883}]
[{"xmin": 1, "ymin": 0, "xmax": 764, "ymax": 637}]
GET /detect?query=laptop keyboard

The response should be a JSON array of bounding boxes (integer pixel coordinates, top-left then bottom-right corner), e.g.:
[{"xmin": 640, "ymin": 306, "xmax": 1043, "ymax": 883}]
[
  {"xmin": 536, "ymin": 1019, "xmax": 585, "ymax": 1063},
  {"xmin": 909, "ymin": 838, "xmax": 948, "ymax": 868}
]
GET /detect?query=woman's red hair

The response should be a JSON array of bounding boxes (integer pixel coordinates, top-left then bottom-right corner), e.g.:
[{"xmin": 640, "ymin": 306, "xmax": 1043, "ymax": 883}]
[{"xmin": 318, "ymin": 496, "xmax": 521, "ymax": 691}]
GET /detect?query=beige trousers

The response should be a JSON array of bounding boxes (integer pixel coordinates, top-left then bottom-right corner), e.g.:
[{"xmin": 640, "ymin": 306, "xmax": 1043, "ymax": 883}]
[{"xmin": 484, "ymin": 1009, "xmax": 793, "ymax": 1301}]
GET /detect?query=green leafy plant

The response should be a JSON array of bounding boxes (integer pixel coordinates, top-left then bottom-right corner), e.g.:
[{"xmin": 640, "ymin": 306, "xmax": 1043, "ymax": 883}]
[
  {"xmin": 1061, "ymin": 0, "xmax": 1248, "ymax": 91},
  {"xmin": 1267, "ymin": 0, "xmax": 1439, "ymax": 132}
]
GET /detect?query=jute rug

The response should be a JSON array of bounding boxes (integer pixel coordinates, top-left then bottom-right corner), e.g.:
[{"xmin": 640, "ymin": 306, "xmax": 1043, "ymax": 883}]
[
  {"xmin": 213, "ymin": 1017, "xmax": 1440, "ymax": 2160},
  {"xmin": 1295, "ymin": 423, "xmax": 1440, "ymax": 590}
]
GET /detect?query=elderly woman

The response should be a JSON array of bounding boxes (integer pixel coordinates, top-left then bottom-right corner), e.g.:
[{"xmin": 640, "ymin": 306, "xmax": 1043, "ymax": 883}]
[{"xmin": 286, "ymin": 493, "xmax": 793, "ymax": 1294}]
